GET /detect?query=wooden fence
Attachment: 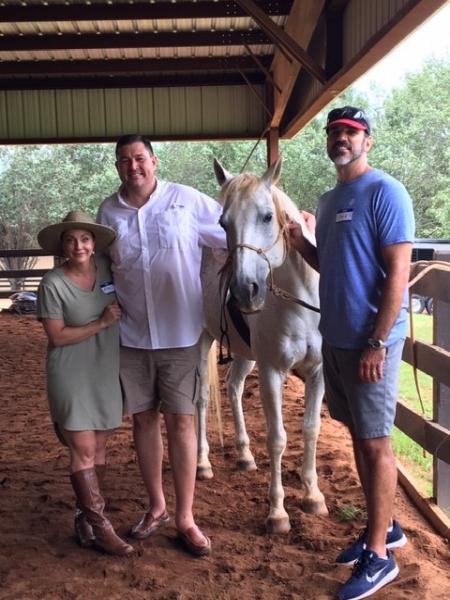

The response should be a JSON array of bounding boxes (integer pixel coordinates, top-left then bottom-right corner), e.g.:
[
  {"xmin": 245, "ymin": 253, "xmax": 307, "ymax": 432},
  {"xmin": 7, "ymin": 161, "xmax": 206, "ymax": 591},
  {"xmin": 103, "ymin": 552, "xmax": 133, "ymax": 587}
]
[
  {"xmin": 402, "ymin": 254, "xmax": 450, "ymax": 538},
  {"xmin": 1, "ymin": 249, "xmax": 449, "ymax": 538},
  {"xmin": 0, "ymin": 249, "xmax": 52, "ymax": 298}
]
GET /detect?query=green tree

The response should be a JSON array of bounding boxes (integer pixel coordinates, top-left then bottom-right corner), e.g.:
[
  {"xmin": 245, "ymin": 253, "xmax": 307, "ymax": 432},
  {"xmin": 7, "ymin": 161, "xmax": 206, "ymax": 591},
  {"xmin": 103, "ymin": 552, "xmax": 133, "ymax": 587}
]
[
  {"xmin": 371, "ymin": 59, "xmax": 450, "ymax": 237},
  {"xmin": 0, "ymin": 144, "xmax": 117, "ymax": 287}
]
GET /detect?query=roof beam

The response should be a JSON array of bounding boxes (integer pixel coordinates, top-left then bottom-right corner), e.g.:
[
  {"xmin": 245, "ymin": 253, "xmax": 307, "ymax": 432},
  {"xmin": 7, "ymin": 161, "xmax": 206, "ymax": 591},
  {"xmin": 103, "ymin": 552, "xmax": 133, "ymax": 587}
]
[
  {"xmin": 270, "ymin": 0, "xmax": 324, "ymax": 128},
  {"xmin": 0, "ymin": 74, "xmax": 264, "ymax": 91},
  {"xmin": 0, "ymin": 56, "xmax": 270, "ymax": 76},
  {"xmin": 234, "ymin": 0, "xmax": 326, "ymax": 84},
  {"xmin": 0, "ymin": 30, "xmax": 269, "ymax": 52},
  {"xmin": 0, "ymin": 1, "xmax": 293, "ymax": 23}
]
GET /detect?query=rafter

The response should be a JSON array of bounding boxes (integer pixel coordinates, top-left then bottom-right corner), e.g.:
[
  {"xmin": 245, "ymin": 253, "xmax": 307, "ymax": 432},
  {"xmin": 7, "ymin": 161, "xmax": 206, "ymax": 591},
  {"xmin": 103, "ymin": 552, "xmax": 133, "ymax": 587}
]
[
  {"xmin": 0, "ymin": 56, "xmax": 270, "ymax": 76},
  {"xmin": 0, "ymin": 73, "xmax": 264, "ymax": 91},
  {"xmin": 0, "ymin": 30, "xmax": 269, "ymax": 52},
  {"xmin": 270, "ymin": 0, "xmax": 325, "ymax": 128},
  {"xmin": 0, "ymin": 1, "xmax": 293, "ymax": 23},
  {"xmin": 234, "ymin": 0, "xmax": 326, "ymax": 84}
]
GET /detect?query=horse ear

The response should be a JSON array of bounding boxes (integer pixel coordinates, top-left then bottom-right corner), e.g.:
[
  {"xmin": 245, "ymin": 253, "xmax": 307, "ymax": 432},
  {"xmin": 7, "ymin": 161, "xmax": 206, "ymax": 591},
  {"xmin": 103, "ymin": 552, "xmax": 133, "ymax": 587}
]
[
  {"xmin": 213, "ymin": 158, "xmax": 232, "ymax": 186},
  {"xmin": 261, "ymin": 157, "xmax": 282, "ymax": 187}
]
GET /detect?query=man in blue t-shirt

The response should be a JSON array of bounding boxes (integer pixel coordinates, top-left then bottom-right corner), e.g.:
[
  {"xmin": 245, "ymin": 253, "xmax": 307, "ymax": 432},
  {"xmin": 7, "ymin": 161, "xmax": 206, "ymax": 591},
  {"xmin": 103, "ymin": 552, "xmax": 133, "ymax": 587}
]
[{"xmin": 290, "ymin": 106, "xmax": 414, "ymax": 600}]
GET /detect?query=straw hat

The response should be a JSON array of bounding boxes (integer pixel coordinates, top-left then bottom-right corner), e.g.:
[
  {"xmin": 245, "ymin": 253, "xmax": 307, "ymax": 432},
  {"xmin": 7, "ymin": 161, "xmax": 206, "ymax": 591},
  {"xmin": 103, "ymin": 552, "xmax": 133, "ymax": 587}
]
[{"xmin": 37, "ymin": 210, "xmax": 116, "ymax": 256}]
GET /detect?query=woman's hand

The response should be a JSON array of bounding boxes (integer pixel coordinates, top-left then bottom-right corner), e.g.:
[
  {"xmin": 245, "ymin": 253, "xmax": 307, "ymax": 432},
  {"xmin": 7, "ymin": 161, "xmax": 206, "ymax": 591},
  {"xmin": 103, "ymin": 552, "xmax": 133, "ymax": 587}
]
[
  {"xmin": 42, "ymin": 302, "xmax": 121, "ymax": 347},
  {"xmin": 99, "ymin": 302, "xmax": 121, "ymax": 328}
]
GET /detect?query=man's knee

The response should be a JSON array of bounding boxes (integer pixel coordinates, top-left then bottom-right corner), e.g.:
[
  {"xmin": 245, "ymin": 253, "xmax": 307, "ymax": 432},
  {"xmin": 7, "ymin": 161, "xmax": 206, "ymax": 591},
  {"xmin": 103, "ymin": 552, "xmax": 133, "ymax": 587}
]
[
  {"xmin": 165, "ymin": 413, "xmax": 195, "ymax": 436},
  {"xmin": 357, "ymin": 436, "xmax": 393, "ymax": 461},
  {"xmin": 133, "ymin": 409, "xmax": 160, "ymax": 432}
]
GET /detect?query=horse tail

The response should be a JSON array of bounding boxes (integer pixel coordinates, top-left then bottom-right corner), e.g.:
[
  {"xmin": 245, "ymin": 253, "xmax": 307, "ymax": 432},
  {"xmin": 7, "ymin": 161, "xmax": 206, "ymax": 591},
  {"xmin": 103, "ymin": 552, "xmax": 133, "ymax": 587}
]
[{"xmin": 207, "ymin": 341, "xmax": 224, "ymax": 447}]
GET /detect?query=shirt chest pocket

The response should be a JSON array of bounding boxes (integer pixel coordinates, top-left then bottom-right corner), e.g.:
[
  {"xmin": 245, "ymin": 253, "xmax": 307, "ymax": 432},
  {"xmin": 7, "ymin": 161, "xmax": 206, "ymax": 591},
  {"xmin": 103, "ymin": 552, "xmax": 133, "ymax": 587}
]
[{"xmin": 155, "ymin": 208, "xmax": 193, "ymax": 250}]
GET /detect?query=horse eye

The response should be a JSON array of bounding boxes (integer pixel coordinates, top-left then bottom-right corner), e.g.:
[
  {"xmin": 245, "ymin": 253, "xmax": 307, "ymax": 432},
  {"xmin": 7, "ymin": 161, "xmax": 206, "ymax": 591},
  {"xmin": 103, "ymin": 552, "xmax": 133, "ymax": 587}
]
[{"xmin": 262, "ymin": 213, "xmax": 273, "ymax": 224}]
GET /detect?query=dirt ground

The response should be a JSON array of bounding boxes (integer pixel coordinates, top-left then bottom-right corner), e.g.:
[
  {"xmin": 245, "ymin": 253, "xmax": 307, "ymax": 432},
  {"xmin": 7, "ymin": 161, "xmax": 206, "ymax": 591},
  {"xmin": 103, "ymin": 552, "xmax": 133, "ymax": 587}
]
[{"xmin": 0, "ymin": 313, "xmax": 449, "ymax": 600}]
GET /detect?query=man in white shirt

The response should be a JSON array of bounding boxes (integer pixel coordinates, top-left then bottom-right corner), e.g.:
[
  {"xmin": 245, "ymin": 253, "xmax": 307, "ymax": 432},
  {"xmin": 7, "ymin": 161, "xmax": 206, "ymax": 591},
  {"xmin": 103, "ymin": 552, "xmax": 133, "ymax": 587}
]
[{"xmin": 98, "ymin": 134, "xmax": 226, "ymax": 556}]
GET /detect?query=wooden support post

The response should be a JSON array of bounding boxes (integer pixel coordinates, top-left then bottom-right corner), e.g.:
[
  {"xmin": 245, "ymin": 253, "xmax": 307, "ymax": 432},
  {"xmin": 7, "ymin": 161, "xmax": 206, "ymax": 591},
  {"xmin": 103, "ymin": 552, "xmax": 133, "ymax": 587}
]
[
  {"xmin": 432, "ymin": 251, "xmax": 450, "ymax": 512},
  {"xmin": 266, "ymin": 127, "xmax": 279, "ymax": 167}
]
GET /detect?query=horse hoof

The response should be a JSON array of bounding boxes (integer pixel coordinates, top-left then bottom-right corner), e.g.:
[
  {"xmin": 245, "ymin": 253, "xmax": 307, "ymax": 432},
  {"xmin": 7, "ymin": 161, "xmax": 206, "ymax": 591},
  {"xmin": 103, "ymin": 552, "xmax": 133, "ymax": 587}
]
[
  {"xmin": 236, "ymin": 459, "xmax": 257, "ymax": 472},
  {"xmin": 196, "ymin": 466, "xmax": 214, "ymax": 480},
  {"xmin": 266, "ymin": 516, "xmax": 291, "ymax": 534},
  {"xmin": 301, "ymin": 498, "xmax": 329, "ymax": 515}
]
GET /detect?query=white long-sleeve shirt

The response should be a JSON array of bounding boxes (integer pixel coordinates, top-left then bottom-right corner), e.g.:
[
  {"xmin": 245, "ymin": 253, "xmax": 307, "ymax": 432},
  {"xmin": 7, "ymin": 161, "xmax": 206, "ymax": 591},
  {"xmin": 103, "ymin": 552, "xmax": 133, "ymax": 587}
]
[{"xmin": 97, "ymin": 179, "xmax": 226, "ymax": 349}]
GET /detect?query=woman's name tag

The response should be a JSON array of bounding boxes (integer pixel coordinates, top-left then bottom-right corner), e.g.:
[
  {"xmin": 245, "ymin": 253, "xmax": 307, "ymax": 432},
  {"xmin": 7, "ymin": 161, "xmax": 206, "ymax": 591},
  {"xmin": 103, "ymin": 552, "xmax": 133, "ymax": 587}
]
[{"xmin": 100, "ymin": 281, "xmax": 115, "ymax": 295}]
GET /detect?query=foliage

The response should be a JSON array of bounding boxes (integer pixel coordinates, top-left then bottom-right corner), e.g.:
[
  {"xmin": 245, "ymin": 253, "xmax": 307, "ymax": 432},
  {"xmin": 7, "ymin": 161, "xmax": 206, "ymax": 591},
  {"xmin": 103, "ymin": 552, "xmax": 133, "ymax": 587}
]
[
  {"xmin": 370, "ymin": 59, "xmax": 450, "ymax": 237},
  {"xmin": 0, "ymin": 144, "xmax": 117, "ymax": 279}
]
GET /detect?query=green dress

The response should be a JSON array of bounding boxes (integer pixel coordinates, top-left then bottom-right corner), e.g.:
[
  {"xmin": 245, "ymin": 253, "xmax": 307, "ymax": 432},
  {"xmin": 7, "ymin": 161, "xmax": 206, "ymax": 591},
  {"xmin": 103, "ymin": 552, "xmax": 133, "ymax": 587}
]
[{"xmin": 37, "ymin": 255, "xmax": 122, "ymax": 431}]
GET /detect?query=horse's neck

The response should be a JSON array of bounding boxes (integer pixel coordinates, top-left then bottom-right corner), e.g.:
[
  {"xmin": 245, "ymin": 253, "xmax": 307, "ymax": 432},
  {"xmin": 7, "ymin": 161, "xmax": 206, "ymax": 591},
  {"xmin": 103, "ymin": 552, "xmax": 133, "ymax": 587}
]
[{"xmin": 274, "ymin": 247, "xmax": 319, "ymax": 298}]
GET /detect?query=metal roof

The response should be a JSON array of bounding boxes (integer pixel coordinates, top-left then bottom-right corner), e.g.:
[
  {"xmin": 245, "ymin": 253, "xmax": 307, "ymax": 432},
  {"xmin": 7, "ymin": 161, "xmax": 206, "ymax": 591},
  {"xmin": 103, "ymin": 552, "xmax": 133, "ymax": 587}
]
[{"xmin": 0, "ymin": 0, "xmax": 447, "ymax": 143}]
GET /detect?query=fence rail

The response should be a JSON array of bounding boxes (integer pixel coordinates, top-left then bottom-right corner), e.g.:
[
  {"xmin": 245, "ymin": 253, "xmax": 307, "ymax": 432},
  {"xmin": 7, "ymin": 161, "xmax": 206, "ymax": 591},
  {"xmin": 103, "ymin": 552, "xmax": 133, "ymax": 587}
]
[{"xmin": 0, "ymin": 249, "xmax": 52, "ymax": 298}]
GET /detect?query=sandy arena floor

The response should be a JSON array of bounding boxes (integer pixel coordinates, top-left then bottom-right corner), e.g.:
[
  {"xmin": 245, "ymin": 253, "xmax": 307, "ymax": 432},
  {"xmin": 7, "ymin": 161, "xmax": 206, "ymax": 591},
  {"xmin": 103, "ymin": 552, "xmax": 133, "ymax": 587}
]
[{"xmin": 0, "ymin": 313, "xmax": 449, "ymax": 600}]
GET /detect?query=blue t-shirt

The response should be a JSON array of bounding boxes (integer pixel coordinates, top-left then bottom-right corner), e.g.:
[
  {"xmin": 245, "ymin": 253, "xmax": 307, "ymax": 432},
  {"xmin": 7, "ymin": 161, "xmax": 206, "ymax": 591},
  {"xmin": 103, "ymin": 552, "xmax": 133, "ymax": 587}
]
[{"xmin": 315, "ymin": 168, "xmax": 415, "ymax": 349}]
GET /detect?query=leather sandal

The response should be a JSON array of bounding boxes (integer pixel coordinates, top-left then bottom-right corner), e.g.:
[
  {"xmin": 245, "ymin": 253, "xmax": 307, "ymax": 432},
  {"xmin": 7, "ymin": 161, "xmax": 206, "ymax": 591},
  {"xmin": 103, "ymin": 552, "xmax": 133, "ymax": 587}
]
[
  {"xmin": 130, "ymin": 510, "xmax": 170, "ymax": 540},
  {"xmin": 177, "ymin": 527, "xmax": 211, "ymax": 557}
]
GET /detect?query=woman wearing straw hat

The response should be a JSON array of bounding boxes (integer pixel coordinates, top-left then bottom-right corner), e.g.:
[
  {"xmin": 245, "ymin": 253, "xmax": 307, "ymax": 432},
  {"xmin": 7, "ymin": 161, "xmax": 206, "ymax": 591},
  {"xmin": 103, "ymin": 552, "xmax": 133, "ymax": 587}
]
[{"xmin": 37, "ymin": 210, "xmax": 134, "ymax": 557}]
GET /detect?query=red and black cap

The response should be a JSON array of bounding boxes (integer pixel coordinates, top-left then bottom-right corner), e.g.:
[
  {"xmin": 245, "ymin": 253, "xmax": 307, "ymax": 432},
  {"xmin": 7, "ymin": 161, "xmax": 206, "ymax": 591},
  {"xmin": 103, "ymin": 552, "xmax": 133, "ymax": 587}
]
[{"xmin": 325, "ymin": 106, "xmax": 371, "ymax": 134}]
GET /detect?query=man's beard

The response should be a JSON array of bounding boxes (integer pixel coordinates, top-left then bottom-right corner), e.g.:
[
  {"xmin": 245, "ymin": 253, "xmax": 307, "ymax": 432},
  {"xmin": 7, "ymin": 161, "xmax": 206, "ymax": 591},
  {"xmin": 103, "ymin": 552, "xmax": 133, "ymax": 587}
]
[{"xmin": 328, "ymin": 141, "xmax": 365, "ymax": 166}]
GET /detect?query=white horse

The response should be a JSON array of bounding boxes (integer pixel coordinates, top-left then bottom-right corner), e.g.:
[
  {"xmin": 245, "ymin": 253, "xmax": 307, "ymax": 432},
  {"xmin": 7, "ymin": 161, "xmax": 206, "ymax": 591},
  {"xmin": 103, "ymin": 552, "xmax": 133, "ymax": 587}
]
[{"xmin": 197, "ymin": 158, "xmax": 328, "ymax": 534}]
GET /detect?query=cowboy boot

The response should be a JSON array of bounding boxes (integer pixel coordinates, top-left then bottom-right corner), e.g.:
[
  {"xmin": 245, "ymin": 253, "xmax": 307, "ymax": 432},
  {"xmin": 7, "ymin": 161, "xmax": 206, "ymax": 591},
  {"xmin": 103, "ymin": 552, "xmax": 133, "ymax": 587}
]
[
  {"xmin": 74, "ymin": 464, "xmax": 106, "ymax": 548},
  {"xmin": 70, "ymin": 467, "xmax": 134, "ymax": 557}
]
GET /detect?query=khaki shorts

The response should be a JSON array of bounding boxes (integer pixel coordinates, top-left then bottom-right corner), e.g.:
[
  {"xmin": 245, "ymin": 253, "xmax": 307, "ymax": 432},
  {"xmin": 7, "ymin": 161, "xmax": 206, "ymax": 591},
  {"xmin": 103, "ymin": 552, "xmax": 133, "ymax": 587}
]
[{"xmin": 120, "ymin": 343, "xmax": 200, "ymax": 416}]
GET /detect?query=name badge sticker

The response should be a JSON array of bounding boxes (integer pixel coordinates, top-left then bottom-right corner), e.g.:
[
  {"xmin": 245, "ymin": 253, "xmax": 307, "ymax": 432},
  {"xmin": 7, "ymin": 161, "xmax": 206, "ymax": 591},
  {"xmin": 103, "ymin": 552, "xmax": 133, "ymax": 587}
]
[
  {"xmin": 336, "ymin": 208, "xmax": 353, "ymax": 223},
  {"xmin": 100, "ymin": 281, "xmax": 115, "ymax": 295}
]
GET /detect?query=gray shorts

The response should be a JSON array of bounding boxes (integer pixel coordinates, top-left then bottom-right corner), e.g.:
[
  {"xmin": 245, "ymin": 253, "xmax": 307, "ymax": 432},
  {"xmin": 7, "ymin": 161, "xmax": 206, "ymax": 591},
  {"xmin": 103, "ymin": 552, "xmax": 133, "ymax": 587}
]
[
  {"xmin": 120, "ymin": 343, "xmax": 201, "ymax": 416},
  {"xmin": 322, "ymin": 338, "xmax": 404, "ymax": 439}
]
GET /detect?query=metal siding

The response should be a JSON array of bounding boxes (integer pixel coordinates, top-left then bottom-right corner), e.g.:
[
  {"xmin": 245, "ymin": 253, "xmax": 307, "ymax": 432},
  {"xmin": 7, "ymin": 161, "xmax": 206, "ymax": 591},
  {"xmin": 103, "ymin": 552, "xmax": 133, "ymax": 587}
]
[
  {"xmin": 119, "ymin": 88, "xmax": 139, "ymax": 133},
  {"xmin": 0, "ymin": 84, "xmax": 265, "ymax": 140},
  {"xmin": 6, "ymin": 92, "xmax": 25, "ymax": 138},
  {"xmin": 344, "ymin": 0, "xmax": 410, "ymax": 62},
  {"xmin": 104, "ymin": 89, "xmax": 123, "ymax": 136},
  {"xmin": 153, "ymin": 88, "xmax": 171, "ymax": 135},
  {"xmin": 71, "ymin": 90, "xmax": 91, "ymax": 135},
  {"xmin": 23, "ymin": 91, "xmax": 42, "ymax": 138},
  {"xmin": 136, "ymin": 88, "xmax": 155, "ymax": 134},
  {"xmin": 169, "ymin": 87, "xmax": 188, "ymax": 134},
  {"xmin": 39, "ymin": 91, "xmax": 57, "ymax": 137},
  {"xmin": 56, "ymin": 89, "xmax": 74, "ymax": 137},
  {"xmin": 0, "ymin": 92, "xmax": 8, "ymax": 138},
  {"xmin": 87, "ymin": 89, "xmax": 106, "ymax": 136},
  {"xmin": 185, "ymin": 88, "xmax": 203, "ymax": 135}
]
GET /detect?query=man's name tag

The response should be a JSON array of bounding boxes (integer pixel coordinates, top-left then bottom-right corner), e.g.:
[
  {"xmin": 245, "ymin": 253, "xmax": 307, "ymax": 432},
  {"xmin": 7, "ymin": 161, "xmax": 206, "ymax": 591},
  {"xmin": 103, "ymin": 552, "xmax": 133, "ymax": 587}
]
[
  {"xmin": 100, "ymin": 281, "xmax": 115, "ymax": 295},
  {"xmin": 336, "ymin": 209, "xmax": 353, "ymax": 223}
]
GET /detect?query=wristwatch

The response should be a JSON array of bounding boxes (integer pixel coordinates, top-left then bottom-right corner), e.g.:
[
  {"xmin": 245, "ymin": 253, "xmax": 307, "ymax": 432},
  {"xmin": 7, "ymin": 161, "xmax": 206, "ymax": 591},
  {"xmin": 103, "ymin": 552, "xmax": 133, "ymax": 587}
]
[{"xmin": 367, "ymin": 338, "xmax": 386, "ymax": 350}]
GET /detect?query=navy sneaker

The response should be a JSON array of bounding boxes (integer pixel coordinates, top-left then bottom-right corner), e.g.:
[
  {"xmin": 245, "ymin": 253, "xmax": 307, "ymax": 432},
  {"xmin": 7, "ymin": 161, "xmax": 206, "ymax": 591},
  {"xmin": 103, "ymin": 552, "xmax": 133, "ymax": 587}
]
[
  {"xmin": 336, "ymin": 520, "xmax": 407, "ymax": 565},
  {"xmin": 337, "ymin": 549, "xmax": 399, "ymax": 600}
]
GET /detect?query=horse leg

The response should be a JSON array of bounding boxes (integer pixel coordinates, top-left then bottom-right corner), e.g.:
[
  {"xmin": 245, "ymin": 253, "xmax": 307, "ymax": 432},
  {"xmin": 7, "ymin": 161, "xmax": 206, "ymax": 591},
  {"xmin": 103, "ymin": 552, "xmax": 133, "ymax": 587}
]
[
  {"xmin": 258, "ymin": 367, "xmax": 290, "ymax": 534},
  {"xmin": 300, "ymin": 365, "xmax": 328, "ymax": 515},
  {"xmin": 227, "ymin": 357, "xmax": 257, "ymax": 472},
  {"xmin": 196, "ymin": 331, "xmax": 215, "ymax": 480}
]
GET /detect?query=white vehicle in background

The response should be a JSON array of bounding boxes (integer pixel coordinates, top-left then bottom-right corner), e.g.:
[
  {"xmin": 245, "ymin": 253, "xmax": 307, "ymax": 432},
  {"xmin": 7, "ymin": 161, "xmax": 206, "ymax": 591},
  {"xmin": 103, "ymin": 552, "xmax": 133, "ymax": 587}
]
[{"xmin": 410, "ymin": 239, "xmax": 450, "ymax": 314}]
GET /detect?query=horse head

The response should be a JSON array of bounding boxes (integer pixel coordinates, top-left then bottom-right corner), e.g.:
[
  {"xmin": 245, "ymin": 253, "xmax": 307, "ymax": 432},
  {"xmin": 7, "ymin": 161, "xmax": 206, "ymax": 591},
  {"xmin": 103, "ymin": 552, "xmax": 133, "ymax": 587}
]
[{"xmin": 214, "ymin": 158, "xmax": 287, "ymax": 313}]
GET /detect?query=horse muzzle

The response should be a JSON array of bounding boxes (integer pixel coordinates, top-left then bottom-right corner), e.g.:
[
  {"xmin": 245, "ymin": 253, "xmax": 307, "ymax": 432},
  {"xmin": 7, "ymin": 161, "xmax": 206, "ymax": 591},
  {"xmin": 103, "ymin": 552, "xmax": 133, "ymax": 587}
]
[{"xmin": 230, "ymin": 277, "xmax": 266, "ymax": 313}]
